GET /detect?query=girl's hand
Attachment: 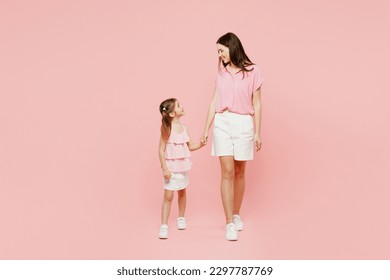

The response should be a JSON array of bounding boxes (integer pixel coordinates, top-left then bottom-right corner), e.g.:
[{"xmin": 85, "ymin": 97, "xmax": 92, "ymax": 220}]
[
  {"xmin": 254, "ymin": 134, "xmax": 262, "ymax": 151},
  {"xmin": 163, "ymin": 169, "xmax": 171, "ymax": 180}
]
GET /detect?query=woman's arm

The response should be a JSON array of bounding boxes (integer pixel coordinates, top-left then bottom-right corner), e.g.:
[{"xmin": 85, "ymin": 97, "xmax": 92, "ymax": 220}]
[
  {"xmin": 158, "ymin": 136, "xmax": 171, "ymax": 179},
  {"xmin": 252, "ymin": 86, "xmax": 262, "ymax": 151},
  {"xmin": 201, "ymin": 88, "xmax": 218, "ymax": 144}
]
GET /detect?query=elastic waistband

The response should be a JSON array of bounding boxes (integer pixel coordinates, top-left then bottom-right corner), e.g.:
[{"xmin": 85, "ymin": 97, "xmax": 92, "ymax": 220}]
[
  {"xmin": 216, "ymin": 110, "xmax": 252, "ymax": 117},
  {"xmin": 215, "ymin": 110, "xmax": 252, "ymax": 116}
]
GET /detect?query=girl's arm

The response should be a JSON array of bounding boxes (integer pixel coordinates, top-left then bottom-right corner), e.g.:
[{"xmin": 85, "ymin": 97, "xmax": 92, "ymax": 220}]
[
  {"xmin": 252, "ymin": 86, "xmax": 262, "ymax": 151},
  {"xmin": 158, "ymin": 136, "xmax": 171, "ymax": 179},
  {"xmin": 201, "ymin": 88, "xmax": 218, "ymax": 144},
  {"xmin": 185, "ymin": 126, "xmax": 206, "ymax": 151}
]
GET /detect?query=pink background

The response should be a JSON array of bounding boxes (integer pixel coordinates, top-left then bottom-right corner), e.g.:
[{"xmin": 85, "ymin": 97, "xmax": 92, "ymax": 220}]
[{"xmin": 1, "ymin": 0, "xmax": 389, "ymax": 259}]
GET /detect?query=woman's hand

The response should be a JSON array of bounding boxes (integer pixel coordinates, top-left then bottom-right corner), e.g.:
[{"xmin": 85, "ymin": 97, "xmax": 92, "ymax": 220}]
[
  {"xmin": 254, "ymin": 134, "xmax": 262, "ymax": 151},
  {"xmin": 163, "ymin": 169, "xmax": 171, "ymax": 180}
]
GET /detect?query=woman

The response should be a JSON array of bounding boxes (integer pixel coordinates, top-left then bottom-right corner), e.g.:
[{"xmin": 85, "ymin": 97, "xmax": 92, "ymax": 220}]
[{"xmin": 201, "ymin": 32, "xmax": 264, "ymax": 241}]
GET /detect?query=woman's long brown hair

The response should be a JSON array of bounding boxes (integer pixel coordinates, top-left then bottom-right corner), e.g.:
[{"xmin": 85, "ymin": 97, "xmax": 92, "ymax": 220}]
[{"xmin": 217, "ymin": 32, "xmax": 254, "ymax": 78}]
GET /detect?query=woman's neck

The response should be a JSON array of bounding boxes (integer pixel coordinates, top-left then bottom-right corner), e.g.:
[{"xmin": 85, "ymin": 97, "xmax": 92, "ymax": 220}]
[
  {"xmin": 229, "ymin": 63, "xmax": 239, "ymax": 69},
  {"xmin": 228, "ymin": 63, "xmax": 241, "ymax": 74}
]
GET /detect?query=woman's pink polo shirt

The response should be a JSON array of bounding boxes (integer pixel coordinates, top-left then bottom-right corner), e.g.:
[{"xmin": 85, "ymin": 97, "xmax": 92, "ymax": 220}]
[{"xmin": 215, "ymin": 64, "xmax": 264, "ymax": 115}]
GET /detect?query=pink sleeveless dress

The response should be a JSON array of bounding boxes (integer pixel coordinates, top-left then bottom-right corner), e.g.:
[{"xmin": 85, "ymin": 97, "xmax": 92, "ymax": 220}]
[{"xmin": 163, "ymin": 128, "xmax": 192, "ymax": 190}]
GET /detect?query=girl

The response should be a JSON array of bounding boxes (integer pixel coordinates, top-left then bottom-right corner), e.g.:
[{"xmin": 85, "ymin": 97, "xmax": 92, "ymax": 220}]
[
  {"xmin": 158, "ymin": 98, "xmax": 205, "ymax": 239},
  {"xmin": 201, "ymin": 32, "xmax": 264, "ymax": 241}
]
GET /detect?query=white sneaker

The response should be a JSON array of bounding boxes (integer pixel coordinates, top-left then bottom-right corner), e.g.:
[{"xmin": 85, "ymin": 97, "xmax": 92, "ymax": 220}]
[
  {"xmin": 225, "ymin": 223, "xmax": 238, "ymax": 241},
  {"xmin": 177, "ymin": 217, "xmax": 186, "ymax": 230},
  {"xmin": 159, "ymin": 224, "xmax": 168, "ymax": 239},
  {"xmin": 233, "ymin": 214, "xmax": 244, "ymax": 231}
]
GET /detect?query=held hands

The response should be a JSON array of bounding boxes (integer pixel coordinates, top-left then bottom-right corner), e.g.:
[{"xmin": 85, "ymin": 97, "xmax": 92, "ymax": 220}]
[
  {"xmin": 254, "ymin": 134, "xmax": 262, "ymax": 151},
  {"xmin": 196, "ymin": 136, "xmax": 207, "ymax": 150},
  {"xmin": 200, "ymin": 133, "xmax": 208, "ymax": 145}
]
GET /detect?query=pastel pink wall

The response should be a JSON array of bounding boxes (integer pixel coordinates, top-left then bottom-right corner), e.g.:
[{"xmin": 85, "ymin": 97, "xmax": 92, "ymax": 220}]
[{"xmin": 1, "ymin": 0, "xmax": 389, "ymax": 259}]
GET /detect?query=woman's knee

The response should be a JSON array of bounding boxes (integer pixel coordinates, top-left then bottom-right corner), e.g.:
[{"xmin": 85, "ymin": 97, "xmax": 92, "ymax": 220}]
[
  {"xmin": 234, "ymin": 168, "xmax": 245, "ymax": 179},
  {"xmin": 221, "ymin": 167, "xmax": 234, "ymax": 181},
  {"xmin": 220, "ymin": 157, "xmax": 235, "ymax": 181},
  {"xmin": 234, "ymin": 162, "xmax": 246, "ymax": 178}
]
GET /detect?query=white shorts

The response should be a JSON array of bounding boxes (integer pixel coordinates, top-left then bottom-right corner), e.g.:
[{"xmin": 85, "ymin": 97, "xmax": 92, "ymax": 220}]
[
  {"xmin": 163, "ymin": 172, "xmax": 189, "ymax": 191},
  {"xmin": 212, "ymin": 111, "xmax": 254, "ymax": 161}
]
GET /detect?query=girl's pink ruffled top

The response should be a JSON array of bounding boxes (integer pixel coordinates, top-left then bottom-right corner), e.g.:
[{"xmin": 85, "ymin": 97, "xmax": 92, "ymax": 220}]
[{"xmin": 165, "ymin": 128, "xmax": 192, "ymax": 172}]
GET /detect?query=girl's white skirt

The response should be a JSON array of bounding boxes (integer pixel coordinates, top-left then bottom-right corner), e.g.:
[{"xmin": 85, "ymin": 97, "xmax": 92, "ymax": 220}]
[{"xmin": 163, "ymin": 172, "xmax": 189, "ymax": 191}]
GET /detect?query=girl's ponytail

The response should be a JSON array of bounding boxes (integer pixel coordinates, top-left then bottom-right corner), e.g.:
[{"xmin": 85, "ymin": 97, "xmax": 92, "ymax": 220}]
[{"xmin": 159, "ymin": 98, "xmax": 177, "ymax": 140}]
